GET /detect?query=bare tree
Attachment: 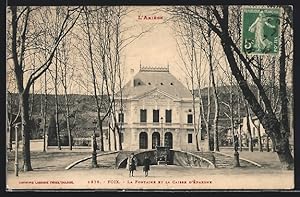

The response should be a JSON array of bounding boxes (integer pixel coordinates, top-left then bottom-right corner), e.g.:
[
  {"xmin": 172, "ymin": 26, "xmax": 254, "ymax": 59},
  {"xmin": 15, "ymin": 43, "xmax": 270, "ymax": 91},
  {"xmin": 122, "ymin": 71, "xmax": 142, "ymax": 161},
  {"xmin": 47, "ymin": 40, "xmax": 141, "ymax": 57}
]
[
  {"xmin": 8, "ymin": 6, "xmax": 82, "ymax": 171},
  {"xmin": 43, "ymin": 71, "xmax": 47, "ymax": 152},
  {"xmin": 59, "ymin": 39, "xmax": 74, "ymax": 150},
  {"xmin": 168, "ymin": 5, "xmax": 293, "ymax": 169}
]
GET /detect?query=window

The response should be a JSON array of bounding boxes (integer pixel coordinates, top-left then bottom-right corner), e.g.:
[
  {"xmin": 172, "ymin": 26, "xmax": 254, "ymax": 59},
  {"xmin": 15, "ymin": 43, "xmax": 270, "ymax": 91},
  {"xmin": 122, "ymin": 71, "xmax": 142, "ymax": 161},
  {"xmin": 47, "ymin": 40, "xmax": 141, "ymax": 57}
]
[
  {"xmin": 165, "ymin": 110, "xmax": 172, "ymax": 123},
  {"xmin": 153, "ymin": 110, "xmax": 159, "ymax": 122},
  {"xmin": 164, "ymin": 132, "xmax": 173, "ymax": 149},
  {"xmin": 118, "ymin": 113, "xmax": 124, "ymax": 123},
  {"xmin": 188, "ymin": 134, "xmax": 193, "ymax": 143},
  {"xmin": 139, "ymin": 132, "xmax": 148, "ymax": 149},
  {"xmin": 187, "ymin": 114, "xmax": 193, "ymax": 124},
  {"xmin": 140, "ymin": 109, "xmax": 147, "ymax": 122}
]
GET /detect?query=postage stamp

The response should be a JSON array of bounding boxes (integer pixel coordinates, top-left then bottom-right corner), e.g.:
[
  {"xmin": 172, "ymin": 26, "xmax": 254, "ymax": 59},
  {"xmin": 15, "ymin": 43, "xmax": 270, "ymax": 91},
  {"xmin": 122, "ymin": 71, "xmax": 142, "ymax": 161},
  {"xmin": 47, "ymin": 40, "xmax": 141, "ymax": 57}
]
[{"xmin": 241, "ymin": 7, "xmax": 281, "ymax": 55}]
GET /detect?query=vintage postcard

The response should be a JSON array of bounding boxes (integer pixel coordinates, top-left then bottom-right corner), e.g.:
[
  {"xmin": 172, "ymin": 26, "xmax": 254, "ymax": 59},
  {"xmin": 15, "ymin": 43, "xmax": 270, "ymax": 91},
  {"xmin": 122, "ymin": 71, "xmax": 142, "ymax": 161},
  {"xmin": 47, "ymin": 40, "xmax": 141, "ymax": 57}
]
[{"xmin": 6, "ymin": 5, "xmax": 294, "ymax": 191}]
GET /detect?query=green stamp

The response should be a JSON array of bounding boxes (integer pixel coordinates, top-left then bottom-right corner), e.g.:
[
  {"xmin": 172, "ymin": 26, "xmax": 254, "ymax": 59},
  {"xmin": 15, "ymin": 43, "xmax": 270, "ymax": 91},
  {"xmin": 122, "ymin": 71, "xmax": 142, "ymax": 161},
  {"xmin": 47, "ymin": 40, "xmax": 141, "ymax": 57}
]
[{"xmin": 241, "ymin": 7, "xmax": 281, "ymax": 55}]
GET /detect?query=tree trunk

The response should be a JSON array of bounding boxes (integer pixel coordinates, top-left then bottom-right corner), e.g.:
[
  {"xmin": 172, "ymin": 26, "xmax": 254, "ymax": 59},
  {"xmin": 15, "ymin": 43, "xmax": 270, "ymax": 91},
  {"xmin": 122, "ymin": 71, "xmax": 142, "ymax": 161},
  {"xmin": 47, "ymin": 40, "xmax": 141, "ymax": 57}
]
[
  {"xmin": 55, "ymin": 53, "xmax": 61, "ymax": 150},
  {"xmin": 257, "ymin": 57, "xmax": 263, "ymax": 152},
  {"xmin": 113, "ymin": 128, "xmax": 117, "ymax": 151},
  {"xmin": 210, "ymin": 63, "xmax": 219, "ymax": 152},
  {"xmin": 214, "ymin": 6, "xmax": 293, "ymax": 168},
  {"xmin": 229, "ymin": 77, "xmax": 235, "ymax": 149},
  {"xmin": 238, "ymin": 90, "xmax": 242, "ymax": 152},
  {"xmin": 266, "ymin": 136, "xmax": 270, "ymax": 152},
  {"xmin": 206, "ymin": 72, "xmax": 211, "ymax": 151},
  {"xmin": 20, "ymin": 92, "xmax": 33, "ymax": 171},
  {"xmin": 64, "ymin": 91, "xmax": 72, "ymax": 150},
  {"xmin": 43, "ymin": 72, "xmax": 47, "ymax": 152},
  {"xmin": 108, "ymin": 123, "xmax": 111, "ymax": 151},
  {"xmin": 7, "ymin": 93, "xmax": 13, "ymax": 151},
  {"xmin": 192, "ymin": 89, "xmax": 200, "ymax": 151},
  {"xmin": 29, "ymin": 81, "xmax": 34, "ymax": 120},
  {"xmin": 245, "ymin": 98, "xmax": 253, "ymax": 152},
  {"xmin": 7, "ymin": 124, "xmax": 12, "ymax": 151},
  {"xmin": 84, "ymin": 10, "xmax": 104, "ymax": 151},
  {"xmin": 257, "ymin": 119, "xmax": 263, "ymax": 152},
  {"xmin": 205, "ymin": 24, "xmax": 219, "ymax": 152},
  {"xmin": 11, "ymin": 6, "xmax": 33, "ymax": 171},
  {"xmin": 279, "ymin": 27, "xmax": 290, "ymax": 142},
  {"xmin": 98, "ymin": 120, "xmax": 104, "ymax": 151}
]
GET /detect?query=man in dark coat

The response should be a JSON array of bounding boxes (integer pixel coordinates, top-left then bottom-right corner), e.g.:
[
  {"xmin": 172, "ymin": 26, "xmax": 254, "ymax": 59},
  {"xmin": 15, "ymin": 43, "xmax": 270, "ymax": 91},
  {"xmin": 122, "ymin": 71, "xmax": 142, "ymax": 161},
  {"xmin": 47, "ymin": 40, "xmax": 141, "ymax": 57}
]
[
  {"xmin": 127, "ymin": 153, "xmax": 137, "ymax": 177},
  {"xmin": 143, "ymin": 156, "xmax": 151, "ymax": 177}
]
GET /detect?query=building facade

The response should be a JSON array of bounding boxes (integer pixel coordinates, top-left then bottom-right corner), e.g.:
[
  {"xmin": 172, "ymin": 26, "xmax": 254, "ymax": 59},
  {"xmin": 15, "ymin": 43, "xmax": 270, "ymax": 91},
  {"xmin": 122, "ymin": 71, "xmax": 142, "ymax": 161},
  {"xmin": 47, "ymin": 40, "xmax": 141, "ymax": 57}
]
[{"xmin": 114, "ymin": 66, "xmax": 201, "ymax": 151}]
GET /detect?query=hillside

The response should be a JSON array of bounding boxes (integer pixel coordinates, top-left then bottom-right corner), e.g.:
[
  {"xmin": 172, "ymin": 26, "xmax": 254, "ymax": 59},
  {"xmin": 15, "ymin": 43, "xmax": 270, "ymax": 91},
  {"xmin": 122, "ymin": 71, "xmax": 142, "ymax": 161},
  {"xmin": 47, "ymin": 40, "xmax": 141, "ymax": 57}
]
[{"xmin": 7, "ymin": 83, "xmax": 292, "ymax": 139}]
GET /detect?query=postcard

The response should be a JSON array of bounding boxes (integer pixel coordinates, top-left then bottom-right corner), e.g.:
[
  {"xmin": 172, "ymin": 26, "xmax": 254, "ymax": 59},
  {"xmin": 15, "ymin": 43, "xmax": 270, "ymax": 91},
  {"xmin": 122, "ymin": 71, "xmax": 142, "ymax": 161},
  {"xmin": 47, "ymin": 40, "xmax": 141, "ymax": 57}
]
[{"xmin": 6, "ymin": 5, "xmax": 294, "ymax": 191}]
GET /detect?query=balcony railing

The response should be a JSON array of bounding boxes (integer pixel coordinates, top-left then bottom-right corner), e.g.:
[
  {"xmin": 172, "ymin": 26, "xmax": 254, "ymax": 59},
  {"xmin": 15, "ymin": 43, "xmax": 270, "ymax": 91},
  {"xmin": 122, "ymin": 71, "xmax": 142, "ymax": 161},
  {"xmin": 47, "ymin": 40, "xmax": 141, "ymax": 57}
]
[
  {"xmin": 116, "ymin": 121, "xmax": 197, "ymax": 130},
  {"xmin": 128, "ymin": 122, "xmax": 196, "ymax": 129}
]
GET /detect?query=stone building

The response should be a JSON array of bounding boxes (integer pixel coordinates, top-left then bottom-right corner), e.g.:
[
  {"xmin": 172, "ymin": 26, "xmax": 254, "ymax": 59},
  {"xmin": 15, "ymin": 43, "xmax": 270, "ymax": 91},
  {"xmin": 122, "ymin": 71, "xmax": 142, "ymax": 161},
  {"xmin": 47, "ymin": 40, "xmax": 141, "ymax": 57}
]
[
  {"xmin": 113, "ymin": 66, "xmax": 201, "ymax": 151},
  {"xmin": 241, "ymin": 116, "xmax": 271, "ymax": 148}
]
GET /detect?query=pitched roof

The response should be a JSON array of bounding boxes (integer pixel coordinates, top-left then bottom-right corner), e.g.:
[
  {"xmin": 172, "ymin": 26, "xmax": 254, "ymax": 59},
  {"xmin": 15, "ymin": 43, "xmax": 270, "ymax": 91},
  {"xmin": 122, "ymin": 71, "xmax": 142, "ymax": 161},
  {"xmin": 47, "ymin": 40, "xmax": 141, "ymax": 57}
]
[{"xmin": 120, "ymin": 66, "xmax": 192, "ymax": 100}]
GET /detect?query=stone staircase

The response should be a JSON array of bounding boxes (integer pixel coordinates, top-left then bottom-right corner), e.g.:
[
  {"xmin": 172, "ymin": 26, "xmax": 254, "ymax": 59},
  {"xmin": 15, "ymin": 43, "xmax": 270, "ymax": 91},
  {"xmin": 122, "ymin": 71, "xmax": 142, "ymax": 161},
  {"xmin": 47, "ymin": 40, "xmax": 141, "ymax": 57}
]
[
  {"xmin": 71, "ymin": 152, "xmax": 119, "ymax": 169},
  {"xmin": 175, "ymin": 151, "xmax": 214, "ymax": 168},
  {"xmin": 117, "ymin": 150, "xmax": 215, "ymax": 168},
  {"xmin": 191, "ymin": 151, "xmax": 216, "ymax": 164},
  {"xmin": 212, "ymin": 152, "xmax": 260, "ymax": 168},
  {"xmin": 115, "ymin": 150, "xmax": 138, "ymax": 168}
]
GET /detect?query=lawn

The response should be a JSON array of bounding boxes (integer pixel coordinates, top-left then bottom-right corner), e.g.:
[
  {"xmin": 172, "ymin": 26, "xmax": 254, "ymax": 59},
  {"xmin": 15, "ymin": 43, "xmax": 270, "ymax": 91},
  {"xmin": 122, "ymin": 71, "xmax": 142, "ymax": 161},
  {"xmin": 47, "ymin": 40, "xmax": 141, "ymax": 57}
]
[
  {"xmin": 6, "ymin": 150, "xmax": 95, "ymax": 172},
  {"xmin": 219, "ymin": 147, "xmax": 286, "ymax": 169}
]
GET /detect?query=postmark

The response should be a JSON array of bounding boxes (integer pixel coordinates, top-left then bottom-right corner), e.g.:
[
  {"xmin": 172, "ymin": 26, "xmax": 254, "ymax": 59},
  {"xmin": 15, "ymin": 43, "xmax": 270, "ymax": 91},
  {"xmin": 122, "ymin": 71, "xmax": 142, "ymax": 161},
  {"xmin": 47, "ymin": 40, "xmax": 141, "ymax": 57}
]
[{"xmin": 241, "ymin": 7, "xmax": 281, "ymax": 55}]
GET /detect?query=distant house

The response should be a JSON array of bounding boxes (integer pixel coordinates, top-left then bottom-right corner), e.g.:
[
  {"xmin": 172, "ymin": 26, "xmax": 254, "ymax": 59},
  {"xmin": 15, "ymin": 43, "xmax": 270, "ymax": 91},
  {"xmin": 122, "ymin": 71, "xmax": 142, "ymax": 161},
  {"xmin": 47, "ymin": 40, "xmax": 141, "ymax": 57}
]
[
  {"xmin": 241, "ymin": 116, "xmax": 271, "ymax": 148},
  {"xmin": 110, "ymin": 65, "xmax": 203, "ymax": 151},
  {"xmin": 6, "ymin": 113, "xmax": 22, "ymax": 150},
  {"xmin": 241, "ymin": 116, "xmax": 267, "ymax": 138}
]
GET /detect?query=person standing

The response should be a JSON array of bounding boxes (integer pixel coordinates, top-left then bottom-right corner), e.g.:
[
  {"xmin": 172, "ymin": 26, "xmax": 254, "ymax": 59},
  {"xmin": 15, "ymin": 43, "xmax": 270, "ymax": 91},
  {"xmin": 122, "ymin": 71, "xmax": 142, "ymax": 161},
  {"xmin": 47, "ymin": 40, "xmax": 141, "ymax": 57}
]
[
  {"xmin": 127, "ymin": 153, "xmax": 137, "ymax": 177},
  {"xmin": 143, "ymin": 156, "xmax": 151, "ymax": 177}
]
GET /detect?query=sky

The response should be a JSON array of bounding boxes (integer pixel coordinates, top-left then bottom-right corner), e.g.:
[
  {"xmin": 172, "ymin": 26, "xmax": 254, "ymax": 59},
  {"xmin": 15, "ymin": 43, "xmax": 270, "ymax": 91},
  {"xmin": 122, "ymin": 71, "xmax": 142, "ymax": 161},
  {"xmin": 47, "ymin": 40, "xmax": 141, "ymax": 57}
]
[
  {"xmin": 6, "ymin": 6, "xmax": 293, "ymax": 95},
  {"xmin": 120, "ymin": 6, "xmax": 188, "ymax": 85}
]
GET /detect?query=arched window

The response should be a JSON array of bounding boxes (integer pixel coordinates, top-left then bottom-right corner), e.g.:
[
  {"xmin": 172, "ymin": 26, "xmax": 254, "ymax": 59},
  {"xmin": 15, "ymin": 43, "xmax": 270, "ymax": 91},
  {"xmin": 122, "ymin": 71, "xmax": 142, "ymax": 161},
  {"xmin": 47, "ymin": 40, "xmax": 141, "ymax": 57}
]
[
  {"xmin": 139, "ymin": 132, "xmax": 148, "ymax": 149},
  {"xmin": 152, "ymin": 132, "xmax": 160, "ymax": 149},
  {"xmin": 164, "ymin": 132, "xmax": 173, "ymax": 149}
]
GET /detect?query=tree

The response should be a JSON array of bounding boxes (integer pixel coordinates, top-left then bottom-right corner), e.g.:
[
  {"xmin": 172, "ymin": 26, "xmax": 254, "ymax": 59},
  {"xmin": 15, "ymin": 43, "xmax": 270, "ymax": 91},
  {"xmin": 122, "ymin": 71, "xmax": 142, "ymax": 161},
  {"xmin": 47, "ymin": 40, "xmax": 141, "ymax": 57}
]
[
  {"xmin": 8, "ymin": 6, "xmax": 81, "ymax": 171},
  {"xmin": 168, "ymin": 5, "xmax": 293, "ymax": 169},
  {"xmin": 59, "ymin": 39, "xmax": 74, "ymax": 150}
]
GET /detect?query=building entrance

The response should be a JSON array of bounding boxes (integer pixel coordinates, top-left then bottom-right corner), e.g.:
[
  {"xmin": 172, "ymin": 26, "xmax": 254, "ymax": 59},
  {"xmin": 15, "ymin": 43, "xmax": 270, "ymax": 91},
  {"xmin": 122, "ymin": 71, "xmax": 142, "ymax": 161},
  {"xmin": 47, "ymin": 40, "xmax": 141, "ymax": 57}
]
[
  {"xmin": 152, "ymin": 132, "xmax": 160, "ymax": 149},
  {"xmin": 164, "ymin": 132, "xmax": 173, "ymax": 149}
]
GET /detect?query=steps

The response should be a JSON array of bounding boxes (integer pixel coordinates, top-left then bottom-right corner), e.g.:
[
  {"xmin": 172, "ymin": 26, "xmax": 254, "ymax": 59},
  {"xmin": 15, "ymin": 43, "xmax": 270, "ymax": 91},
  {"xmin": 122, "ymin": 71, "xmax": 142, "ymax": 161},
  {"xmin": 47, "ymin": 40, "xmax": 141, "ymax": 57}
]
[
  {"xmin": 115, "ymin": 151, "xmax": 138, "ymax": 168},
  {"xmin": 213, "ymin": 152, "xmax": 260, "ymax": 168},
  {"xmin": 71, "ymin": 151, "xmax": 119, "ymax": 169}
]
